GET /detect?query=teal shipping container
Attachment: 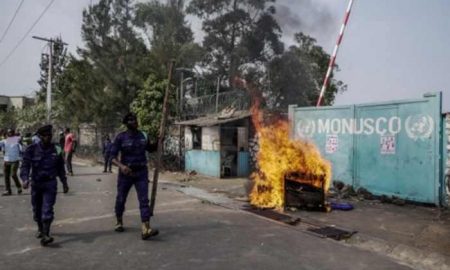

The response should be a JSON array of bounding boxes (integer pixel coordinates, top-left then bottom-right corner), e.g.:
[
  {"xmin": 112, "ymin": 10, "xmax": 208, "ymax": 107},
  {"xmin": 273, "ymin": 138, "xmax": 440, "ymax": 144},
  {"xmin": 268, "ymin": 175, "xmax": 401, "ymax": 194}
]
[{"xmin": 289, "ymin": 93, "xmax": 446, "ymax": 206}]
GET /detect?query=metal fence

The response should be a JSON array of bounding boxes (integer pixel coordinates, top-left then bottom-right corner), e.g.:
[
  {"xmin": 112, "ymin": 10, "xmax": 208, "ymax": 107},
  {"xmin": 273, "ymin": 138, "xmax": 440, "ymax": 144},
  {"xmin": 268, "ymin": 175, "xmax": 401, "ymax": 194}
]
[
  {"xmin": 182, "ymin": 89, "xmax": 251, "ymax": 118},
  {"xmin": 289, "ymin": 92, "xmax": 443, "ymax": 205}
]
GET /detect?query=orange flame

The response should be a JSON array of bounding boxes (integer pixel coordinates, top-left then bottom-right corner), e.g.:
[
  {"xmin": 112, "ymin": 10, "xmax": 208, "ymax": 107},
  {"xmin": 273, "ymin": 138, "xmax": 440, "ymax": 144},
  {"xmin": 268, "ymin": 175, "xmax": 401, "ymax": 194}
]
[{"xmin": 249, "ymin": 99, "xmax": 332, "ymax": 209}]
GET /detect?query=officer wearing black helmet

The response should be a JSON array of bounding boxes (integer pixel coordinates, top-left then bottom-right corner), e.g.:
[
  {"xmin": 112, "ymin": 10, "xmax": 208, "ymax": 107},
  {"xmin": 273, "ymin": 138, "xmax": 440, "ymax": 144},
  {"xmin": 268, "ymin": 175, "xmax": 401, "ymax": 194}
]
[{"xmin": 20, "ymin": 125, "xmax": 69, "ymax": 246}]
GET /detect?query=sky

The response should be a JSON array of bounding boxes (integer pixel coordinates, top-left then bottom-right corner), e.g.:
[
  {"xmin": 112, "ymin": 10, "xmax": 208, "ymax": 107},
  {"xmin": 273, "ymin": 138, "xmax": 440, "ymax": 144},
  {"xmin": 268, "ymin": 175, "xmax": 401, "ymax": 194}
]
[{"xmin": 0, "ymin": 0, "xmax": 449, "ymax": 111}]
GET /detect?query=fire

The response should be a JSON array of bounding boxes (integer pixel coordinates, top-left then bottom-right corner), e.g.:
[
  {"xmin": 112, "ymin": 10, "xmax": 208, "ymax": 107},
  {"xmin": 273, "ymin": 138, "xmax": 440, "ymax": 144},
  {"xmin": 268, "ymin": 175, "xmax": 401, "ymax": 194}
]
[{"xmin": 249, "ymin": 102, "xmax": 332, "ymax": 209}]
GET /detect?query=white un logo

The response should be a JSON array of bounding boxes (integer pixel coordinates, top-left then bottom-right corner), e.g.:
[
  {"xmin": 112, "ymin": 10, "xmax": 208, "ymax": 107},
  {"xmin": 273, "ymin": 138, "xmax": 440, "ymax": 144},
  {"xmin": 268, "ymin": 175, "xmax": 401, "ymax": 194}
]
[
  {"xmin": 296, "ymin": 118, "xmax": 315, "ymax": 139},
  {"xmin": 405, "ymin": 114, "xmax": 434, "ymax": 141}
]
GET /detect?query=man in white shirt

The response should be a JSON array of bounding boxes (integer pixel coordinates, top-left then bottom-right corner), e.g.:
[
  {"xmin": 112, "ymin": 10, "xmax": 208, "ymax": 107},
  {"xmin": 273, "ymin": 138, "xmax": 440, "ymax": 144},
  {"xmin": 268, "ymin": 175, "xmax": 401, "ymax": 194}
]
[{"xmin": 0, "ymin": 129, "xmax": 23, "ymax": 196}]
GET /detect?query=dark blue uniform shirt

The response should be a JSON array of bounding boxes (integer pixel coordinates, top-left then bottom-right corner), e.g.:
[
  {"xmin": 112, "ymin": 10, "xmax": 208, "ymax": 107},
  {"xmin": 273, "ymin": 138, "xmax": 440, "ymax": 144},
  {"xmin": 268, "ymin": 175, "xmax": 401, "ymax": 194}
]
[
  {"xmin": 110, "ymin": 130, "xmax": 152, "ymax": 168},
  {"xmin": 20, "ymin": 143, "xmax": 67, "ymax": 184},
  {"xmin": 103, "ymin": 141, "xmax": 113, "ymax": 155}
]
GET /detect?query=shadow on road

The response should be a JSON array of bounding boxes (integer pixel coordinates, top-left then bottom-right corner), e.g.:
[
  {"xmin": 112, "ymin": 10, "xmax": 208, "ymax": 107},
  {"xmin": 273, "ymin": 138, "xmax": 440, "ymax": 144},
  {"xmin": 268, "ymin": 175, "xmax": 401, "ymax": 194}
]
[
  {"xmin": 71, "ymin": 173, "xmax": 113, "ymax": 177},
  {"xmin": 53, "ymin": 228, "xmax": 140, "ymax": 245}
]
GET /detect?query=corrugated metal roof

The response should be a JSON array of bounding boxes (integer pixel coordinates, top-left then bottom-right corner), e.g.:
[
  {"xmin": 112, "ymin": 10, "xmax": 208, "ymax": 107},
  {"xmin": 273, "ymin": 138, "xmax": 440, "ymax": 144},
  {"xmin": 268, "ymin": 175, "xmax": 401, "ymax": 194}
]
[{"xmin": 176, "ymin": 110, "xmax": 251, "ymax": 127}]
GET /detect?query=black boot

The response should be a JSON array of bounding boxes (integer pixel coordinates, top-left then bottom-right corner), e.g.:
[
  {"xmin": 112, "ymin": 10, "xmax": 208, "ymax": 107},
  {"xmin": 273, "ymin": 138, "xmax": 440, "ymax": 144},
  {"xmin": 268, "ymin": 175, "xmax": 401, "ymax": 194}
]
[
  {"xmin": 114, "ymin": 217, "xmax": 124, "ymax": 232},
  {"xmin": 35, "ymin": 222, "xmax": 43, "ymax": 238},
  {"xmin": 40, "ymin": 220, "xmax": 54, "ymax": 246},
  {"xmin": 141, "ymin": 221, "xmax": 159, "ymax": 240}
]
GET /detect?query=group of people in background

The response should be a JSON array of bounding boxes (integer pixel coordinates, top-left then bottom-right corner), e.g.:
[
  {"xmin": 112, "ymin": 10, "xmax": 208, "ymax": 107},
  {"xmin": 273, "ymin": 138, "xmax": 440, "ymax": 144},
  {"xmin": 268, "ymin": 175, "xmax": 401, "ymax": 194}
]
[{"xmin": 0, "ymin": 127, "xmax": 76, "ymax": 196}]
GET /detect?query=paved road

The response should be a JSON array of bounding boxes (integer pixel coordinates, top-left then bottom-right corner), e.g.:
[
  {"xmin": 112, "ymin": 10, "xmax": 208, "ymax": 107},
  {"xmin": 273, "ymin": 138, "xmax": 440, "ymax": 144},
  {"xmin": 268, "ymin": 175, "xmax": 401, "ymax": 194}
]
[{"xmin": 0, "ymin": 164, "xmax": 412, "ymax": 270}]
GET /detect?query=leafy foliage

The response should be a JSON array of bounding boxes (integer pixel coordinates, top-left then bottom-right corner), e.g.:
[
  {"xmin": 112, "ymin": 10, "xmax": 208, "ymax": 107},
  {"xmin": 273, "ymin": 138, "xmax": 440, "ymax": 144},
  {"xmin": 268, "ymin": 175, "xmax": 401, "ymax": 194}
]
[
  {"xmin": 26, "ymin": 0, "xmax": 346, "ymax": 134},
  {"xmin": 0, "ymin": 108, "xmax": 18, "ymax": 130},
  {"xmin": 80, "ymin": 0, "xmax": 149, "ymax": 119},
  {"xmin": 53, "ymin": 55, "xmax": 107, "ymax": 126},
  {"xmin": 187, "ymin": 0, "xmax": 283, "ymax": 82},
  {"xmin": 291, "ymin": 33, "xmax": 346, "ymax": 106},
  {"xmin": 135, "ymin": 0, "xmax": 202, "ymax": 78},
  {"xmin": 131, "ymin": 75, "xmax": 175, "ymax": 138},
  {"xmin": 15, "ymin": 103, "xmax": 47, "ymax": 131}
]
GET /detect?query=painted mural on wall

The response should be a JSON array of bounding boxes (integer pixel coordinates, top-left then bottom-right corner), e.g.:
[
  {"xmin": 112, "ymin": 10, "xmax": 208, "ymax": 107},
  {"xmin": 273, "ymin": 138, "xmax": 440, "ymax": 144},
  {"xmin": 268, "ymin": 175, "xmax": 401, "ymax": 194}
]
[{"xmin": 164, "ymin": 135, "xmax": 180, "ymax": 156}]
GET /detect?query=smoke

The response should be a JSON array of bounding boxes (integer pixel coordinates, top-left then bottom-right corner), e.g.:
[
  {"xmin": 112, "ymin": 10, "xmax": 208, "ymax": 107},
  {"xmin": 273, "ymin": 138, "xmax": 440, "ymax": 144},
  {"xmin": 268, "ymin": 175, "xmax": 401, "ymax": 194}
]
[{"xmin": 274, "ymin": 0, "xmax": 338, "ymax": 46}]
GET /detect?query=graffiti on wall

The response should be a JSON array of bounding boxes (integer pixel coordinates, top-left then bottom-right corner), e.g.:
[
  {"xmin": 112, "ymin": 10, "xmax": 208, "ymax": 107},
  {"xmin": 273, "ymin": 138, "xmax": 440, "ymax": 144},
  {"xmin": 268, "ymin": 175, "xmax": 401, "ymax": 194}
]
[{"xmin": 164, "ymin": 135, "xmax": 180, "ymax": 156}]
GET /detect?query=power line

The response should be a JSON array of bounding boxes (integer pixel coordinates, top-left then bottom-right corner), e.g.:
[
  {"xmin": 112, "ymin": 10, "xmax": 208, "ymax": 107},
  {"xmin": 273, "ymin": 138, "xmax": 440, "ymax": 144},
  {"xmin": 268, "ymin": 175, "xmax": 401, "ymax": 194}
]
[
  {"xmin": 0, "ymin": 0, "xmax": 56, "ymax": 69},
  {"xmin": 0, "ymin": 0, "xmax": 25, "ymax": 43}
]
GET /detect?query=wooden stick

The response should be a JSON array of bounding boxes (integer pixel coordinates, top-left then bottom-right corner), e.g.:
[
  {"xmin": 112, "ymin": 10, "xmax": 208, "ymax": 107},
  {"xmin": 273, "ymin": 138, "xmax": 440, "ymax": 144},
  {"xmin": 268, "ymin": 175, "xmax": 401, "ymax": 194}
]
[{"xmin": 149, "ymin": 60, "xmax": 176, "ymax": 216}]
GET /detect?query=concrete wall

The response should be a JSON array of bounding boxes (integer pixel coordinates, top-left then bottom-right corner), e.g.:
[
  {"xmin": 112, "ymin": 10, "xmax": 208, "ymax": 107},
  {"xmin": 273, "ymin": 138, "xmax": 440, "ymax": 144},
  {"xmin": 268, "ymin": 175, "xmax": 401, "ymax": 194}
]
[
  {"xmin": 185, "ymin": 150, "xmax": 220, "ymax": 177},
  {"xmin": 164, "ymin": 125, "xmax": 182, "ymax": 157},
  {"xmin": 79, "ymin": 123, "xmax": 98, "ymax": 147},
  {"xmin": 185, "ymin": 127, "xmax": 193, "ymax": 150},
  {"xmin": 202, "ymin": 126, "xmax": 220, "ymax": 151},
  {"xmin": 9, "ymin": 97, "xmax": 25, "ymax": 109},
  {"xmin": 184, "ymin": 126, "xmax": 220, "ymax": 151}
]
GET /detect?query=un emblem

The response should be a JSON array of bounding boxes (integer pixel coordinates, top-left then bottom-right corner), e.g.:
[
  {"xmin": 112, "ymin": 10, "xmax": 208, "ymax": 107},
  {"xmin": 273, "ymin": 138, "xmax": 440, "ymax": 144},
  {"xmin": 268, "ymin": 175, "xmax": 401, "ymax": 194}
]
[
  {"xmin": 296, "ymin": 118, "xmax": 315, "ymax": 139},
  {"xmin": 405, "ymin": 114, "xmax": 434, "ymax": 141}
]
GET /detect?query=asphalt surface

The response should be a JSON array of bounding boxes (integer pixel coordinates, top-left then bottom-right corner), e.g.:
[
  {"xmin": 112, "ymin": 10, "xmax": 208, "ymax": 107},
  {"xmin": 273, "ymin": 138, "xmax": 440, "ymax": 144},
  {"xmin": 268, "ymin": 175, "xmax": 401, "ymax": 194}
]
[{"xmin": 0, "ymin": 164, "xmax": 413, "ymax": 270}]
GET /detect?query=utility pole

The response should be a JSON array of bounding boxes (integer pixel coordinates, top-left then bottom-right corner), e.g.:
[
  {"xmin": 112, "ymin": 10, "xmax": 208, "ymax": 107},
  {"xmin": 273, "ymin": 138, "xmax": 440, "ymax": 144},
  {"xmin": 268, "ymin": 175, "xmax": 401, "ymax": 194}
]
[
  {"xmin": 180, "ymin": 71, "xmax": 184, "ymax": 116},
  {"xmin": 32, "ymin": 35, "xmax": 67, "ymax": 123},
  {"xmin": 215, "ymin": 76, "xmax": 221, "ymax": 113}
]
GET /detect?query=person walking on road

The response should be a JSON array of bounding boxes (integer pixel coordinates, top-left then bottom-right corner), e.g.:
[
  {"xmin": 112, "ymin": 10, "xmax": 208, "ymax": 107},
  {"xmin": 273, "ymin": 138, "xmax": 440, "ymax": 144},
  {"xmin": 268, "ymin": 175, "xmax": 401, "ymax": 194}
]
[
  {"xmin": 102, "ymin": 135, "xmax": 113, "ymax": 173},
  {"xmin": 20, "ymin": 125, "xmax": 69, "ymax": 246},
  {"xmin": 0, "ymin": 129, "xmax": 23, "ymax": 196},
  {"xmin": 64, "ymin": 128, "xmax": 75, "ymax": 176},
  {"xmin": 110, "ymin": 112, "xmax": 159, "ymax": 240}
]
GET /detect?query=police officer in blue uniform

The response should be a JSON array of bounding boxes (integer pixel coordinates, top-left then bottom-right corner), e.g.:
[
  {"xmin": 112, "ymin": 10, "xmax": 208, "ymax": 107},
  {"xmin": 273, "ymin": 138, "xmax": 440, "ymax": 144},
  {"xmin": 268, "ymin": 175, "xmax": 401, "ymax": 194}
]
[
  {"xmin": 102, "ymin": 135, "xmax": 113, "ymax": 173},
  {"xmin": 111, "ymin": 113, "xmax": 158, "ymax": 240},
  {"xmin": 20, "ymin": 125, "xmax": 69, "ymax": 246}
]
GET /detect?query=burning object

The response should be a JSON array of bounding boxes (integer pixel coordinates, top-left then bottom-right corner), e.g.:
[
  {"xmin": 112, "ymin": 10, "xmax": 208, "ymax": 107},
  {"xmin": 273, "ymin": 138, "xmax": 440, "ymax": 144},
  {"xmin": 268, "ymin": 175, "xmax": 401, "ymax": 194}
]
[
  {"xmin": 249, "ymin": 105, "xmax": 332, "ymax": 210},
  {"xmin": 285, "ymin": 173, "xmax": 330, "ymax": 212}
]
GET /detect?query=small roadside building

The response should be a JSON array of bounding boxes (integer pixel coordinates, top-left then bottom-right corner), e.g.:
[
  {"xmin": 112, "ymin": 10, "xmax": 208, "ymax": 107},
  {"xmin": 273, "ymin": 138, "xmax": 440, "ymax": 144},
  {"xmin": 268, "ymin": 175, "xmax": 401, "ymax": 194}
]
[{"xmin": 177, "ymin": 109, "xmax": 252, "ymax": 178}]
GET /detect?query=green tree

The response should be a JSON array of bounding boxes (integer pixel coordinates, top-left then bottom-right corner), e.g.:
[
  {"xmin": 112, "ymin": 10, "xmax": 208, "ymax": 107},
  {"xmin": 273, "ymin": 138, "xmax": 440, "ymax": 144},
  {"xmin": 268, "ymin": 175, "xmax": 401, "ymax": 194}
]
[
  {"xmin": 15, "ymin": 103, "xmax": 47, "ymax": 132},
  {"xmin": 53, "ymin": 55, "xmax": 108, "ymax": 126},
  {"xmin": 131, "ymin": 75, "xmax": 175, "ymax": 138},
  {"xmin": 263, "ymin": 33, "xmax": 346, "ymax": 111},
  {"xmin": 293, "ymin": 33, "xmax": 346, "ymax": 106},
  {"xmin": 135, "ymin": 0, "xmax": 203, "ymax": 78},
  {"xmin": 0, "ymin": 108, "xmax": 18, "ymax": 130},
  {"xmin": 187, "ymin": 0, "xmax": 283, "ymax": 83},
  {"xmin": 134, "ymin": 0, "xmax": 202, "ymax": 123},
  {"xmin": 80, "ymin": 0, "xmax": 149, "ymax": 120}
]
